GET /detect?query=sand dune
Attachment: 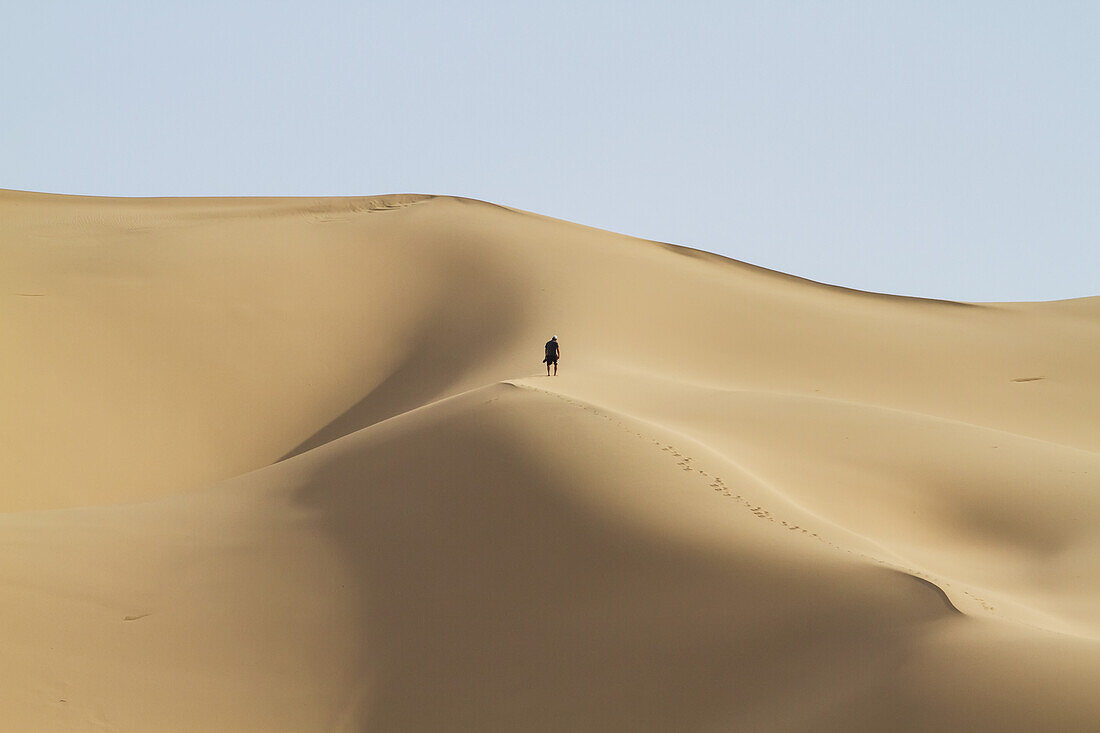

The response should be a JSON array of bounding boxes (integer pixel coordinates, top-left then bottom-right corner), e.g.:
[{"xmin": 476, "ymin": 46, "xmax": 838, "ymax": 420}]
[{"xmin": 2, "ymin": 189, "xmax": 1098, "ymax": 731}]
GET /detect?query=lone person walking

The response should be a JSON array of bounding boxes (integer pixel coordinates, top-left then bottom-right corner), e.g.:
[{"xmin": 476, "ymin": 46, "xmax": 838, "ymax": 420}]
[{"xmin": 544, "ymin": 335, "xmax": 560, "ymax": 376}]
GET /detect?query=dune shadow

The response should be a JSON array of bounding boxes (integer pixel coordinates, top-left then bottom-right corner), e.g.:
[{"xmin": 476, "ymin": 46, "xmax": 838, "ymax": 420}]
[
  {"xmin": 290, "ymin": 390, "xmax": 952, "ymax": 732},
  {"xmin": 896, "ymin": 573, "xmax": 962, "ymax": 615},
  {"xmin": 279, "ymin": 259, "xmax": 525, "ymax": 461}
]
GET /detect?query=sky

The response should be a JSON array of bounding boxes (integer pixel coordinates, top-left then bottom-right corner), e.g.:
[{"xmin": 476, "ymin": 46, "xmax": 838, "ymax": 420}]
[{"xmin": 2, "ymin": 1, "xmax": 1097, "ymax": 302}]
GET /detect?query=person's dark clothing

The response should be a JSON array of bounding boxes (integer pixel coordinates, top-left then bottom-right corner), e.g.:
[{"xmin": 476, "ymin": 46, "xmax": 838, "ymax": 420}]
[{"xmin": 544, "ymin": 339, "xmax": 559, "ymax": 364}]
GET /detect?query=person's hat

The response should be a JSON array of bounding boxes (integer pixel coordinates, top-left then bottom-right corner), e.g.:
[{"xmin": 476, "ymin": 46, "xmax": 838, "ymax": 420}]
[{"xmin": 552, "ymin": 335, "xmax": 557, "ymax": 340}]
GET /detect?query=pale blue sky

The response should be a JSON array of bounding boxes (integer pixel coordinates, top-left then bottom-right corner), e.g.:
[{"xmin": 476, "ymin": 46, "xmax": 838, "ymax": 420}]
[{"xmin": 3, "ymin": 1, "xmax": 1097, "ymax": 301}]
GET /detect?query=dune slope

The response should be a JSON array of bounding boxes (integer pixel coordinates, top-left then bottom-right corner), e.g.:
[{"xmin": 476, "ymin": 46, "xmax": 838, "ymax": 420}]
[{"xmin": 2, "ymin": 189, "xmax": 1099, "ymax": 731}]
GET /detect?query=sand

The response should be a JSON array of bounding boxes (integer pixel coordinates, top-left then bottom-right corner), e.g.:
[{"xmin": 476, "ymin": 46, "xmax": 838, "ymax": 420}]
[{"xmin": 1, "ymin": 188, "xmax": 1098, "ymax": 731}]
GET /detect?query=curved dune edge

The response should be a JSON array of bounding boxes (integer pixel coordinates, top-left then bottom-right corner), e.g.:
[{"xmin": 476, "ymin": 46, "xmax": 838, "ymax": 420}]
[{"xmin": 2, "ymin": 191, "xmax": 1099, "ymax": 731}]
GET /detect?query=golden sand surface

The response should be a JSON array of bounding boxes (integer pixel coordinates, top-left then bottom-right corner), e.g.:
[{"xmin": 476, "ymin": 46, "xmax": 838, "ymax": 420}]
[{"xmin": 2, "ymin": 189, "xmax": 1098, "ymax": 731}]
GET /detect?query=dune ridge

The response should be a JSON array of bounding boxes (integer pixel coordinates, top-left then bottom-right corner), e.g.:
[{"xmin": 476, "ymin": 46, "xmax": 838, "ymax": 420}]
[{"xmin": 2, "ymin": 189, "xmax": 1099, "ymax": 731}]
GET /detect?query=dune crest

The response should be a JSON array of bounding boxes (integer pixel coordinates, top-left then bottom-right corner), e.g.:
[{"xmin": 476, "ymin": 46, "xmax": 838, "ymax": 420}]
[{"xmin": 2, "ymin": 190, "xmax": 1098, "ymax": 731}]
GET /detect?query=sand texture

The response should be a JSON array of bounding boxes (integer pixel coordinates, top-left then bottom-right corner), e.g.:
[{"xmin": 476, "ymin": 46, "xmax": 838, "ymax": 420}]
[{"xmin": 2, "ymin": 189, "xmax": 1099, "ymax": 731}]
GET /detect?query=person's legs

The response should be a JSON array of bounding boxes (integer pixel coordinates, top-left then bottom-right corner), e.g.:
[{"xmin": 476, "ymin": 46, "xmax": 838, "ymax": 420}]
[
  {"xmin": 553, "ymin": 360, "xmax": 558, "ymax": 376},
  {"xmin": 546, "ymin": 361, "xmax": 551, "ymax": 376}
]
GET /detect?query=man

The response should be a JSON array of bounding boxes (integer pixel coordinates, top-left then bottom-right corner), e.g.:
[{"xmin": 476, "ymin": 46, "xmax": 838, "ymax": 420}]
[{"xmin": 543, "ymin": 335, "xmax": 560, "ymax": 376}]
